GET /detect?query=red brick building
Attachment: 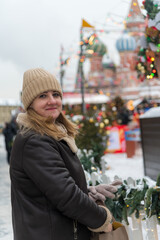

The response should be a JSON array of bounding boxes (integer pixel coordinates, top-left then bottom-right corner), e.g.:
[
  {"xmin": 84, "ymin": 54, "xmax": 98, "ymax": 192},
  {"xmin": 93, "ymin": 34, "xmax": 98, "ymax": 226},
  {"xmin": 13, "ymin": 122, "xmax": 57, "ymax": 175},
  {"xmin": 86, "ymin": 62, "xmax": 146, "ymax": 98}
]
[{"xmin": 82, "ymin": 0, "xmax": 149, "ymax": 100}]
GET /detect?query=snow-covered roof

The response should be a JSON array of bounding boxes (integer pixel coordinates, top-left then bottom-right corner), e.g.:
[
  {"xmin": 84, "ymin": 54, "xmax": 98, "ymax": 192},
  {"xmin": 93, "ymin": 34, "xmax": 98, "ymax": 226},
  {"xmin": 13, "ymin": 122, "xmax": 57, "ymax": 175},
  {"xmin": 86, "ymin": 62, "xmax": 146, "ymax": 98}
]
[
  {"xmin": 0, "ymin": 99, "xmax": 21, "ymax": 106},
  {"xmin": 140, "ymin": 107, "xmax": 160, "ymax": 119},
  {"xmin": 132, "ymin": 99, "xmax": 143, "ymax": 108},
  {"xmin": 139, "ymin": 90, "xmax": 160, "ymax": 98},
  {"xmin": 63, "ymin": 93, "xmax": 109, "ymax": 105}
]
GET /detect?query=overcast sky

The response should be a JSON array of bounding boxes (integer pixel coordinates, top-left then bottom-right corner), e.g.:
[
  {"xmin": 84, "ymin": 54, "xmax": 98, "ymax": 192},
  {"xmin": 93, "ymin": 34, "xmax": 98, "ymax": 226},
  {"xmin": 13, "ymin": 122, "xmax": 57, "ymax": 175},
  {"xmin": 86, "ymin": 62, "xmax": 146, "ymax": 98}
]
[{"xmin": 0, "ymin": 0, "xmax": 143, "ymax": 100}]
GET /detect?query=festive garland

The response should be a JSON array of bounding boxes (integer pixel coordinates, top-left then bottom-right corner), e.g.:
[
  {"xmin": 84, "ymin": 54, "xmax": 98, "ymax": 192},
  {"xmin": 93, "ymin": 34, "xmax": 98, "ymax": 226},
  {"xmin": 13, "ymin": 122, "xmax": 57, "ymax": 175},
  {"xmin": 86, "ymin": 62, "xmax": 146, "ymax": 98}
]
[
  {"xmin": 145, "ymin": 173, "xmax": 160, "ymax": 223},
  {"xmin": 97, "ymin": 174, "xmax": 160, "ymax": 224},
  {"xmin": 105, "ymin": 178, "xmax": 149, "ymax": 224},
  {"xmin": 136, "ymin": 48, "xmax": 158, "ymax": 80},
  {"xmin": 137, "ymin": 0, "xmax": 160, "ymax": 81},
  {"xmin": 141, "ymin": 1, "xmax": 160, "ymax": 51}
]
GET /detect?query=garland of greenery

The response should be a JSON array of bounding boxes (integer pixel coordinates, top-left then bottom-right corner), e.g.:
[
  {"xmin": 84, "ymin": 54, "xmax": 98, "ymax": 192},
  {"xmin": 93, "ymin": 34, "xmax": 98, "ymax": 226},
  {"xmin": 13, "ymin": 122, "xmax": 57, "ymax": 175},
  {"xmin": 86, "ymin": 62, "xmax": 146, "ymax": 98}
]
[
  {"xmin": 80, "ymin": 150, "xmax": 160, "ymax": 224},
  {"xmin": 145, "ymin": 173, "xmax": 160, "ymax": 223},
  {"xmin": 105, "ymin": 178, "xmax": 149, "ymax": 224}
]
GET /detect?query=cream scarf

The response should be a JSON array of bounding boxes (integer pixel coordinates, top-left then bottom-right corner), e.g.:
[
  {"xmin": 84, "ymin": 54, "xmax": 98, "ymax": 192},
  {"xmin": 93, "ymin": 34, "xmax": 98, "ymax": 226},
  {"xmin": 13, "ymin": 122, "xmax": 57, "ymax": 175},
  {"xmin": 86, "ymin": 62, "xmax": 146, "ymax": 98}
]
[{"xmin": 16, "ymin": 113, "xmax": 78, "ymax": 153}]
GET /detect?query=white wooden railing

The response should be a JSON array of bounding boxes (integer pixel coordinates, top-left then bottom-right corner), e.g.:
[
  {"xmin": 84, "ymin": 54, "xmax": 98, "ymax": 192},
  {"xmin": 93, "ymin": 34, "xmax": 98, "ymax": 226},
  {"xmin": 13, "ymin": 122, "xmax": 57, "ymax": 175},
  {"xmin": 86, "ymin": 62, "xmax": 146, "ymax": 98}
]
[{"xmin": 84, "ymin": 159, "xmax": 159, "ymax": 240}]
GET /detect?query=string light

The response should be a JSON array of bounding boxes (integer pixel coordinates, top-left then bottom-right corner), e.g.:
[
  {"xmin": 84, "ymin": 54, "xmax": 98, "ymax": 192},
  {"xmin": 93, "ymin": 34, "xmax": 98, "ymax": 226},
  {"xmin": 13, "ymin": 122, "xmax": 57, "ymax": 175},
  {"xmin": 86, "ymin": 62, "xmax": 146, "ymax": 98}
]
[
  {"xmin": 86, "ymin": 49, "xmax": 94, "ymax": 54},
  {"xmin": 104, "ymin": 119, "xmax": 109, "ymax": 124},
  {"xmin": 89, "ymin": 118, "xmax": 94, "ymax": 123},
  {"xmin": 99, "ymin": 90, "xmax": 104, "ymax": 95},
  {"xmin": 100, "ymin": 122, "xmax": 105, "ymax": 128},
  {"xmin": 89, "ymin": 35, "xmax": 95, "ymax": 45},
  {"xmin": 133, "ymin": 2, "xmax": 137, "ymax": 6}
]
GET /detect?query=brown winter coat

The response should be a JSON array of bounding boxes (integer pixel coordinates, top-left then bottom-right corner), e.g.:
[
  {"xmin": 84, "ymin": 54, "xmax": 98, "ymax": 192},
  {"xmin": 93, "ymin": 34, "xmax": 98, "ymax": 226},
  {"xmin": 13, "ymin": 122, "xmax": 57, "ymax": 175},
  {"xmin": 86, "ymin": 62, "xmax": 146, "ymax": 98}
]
[{"xmin": 10, "ymin": 131, "xmax": 107, "ymax": 240}]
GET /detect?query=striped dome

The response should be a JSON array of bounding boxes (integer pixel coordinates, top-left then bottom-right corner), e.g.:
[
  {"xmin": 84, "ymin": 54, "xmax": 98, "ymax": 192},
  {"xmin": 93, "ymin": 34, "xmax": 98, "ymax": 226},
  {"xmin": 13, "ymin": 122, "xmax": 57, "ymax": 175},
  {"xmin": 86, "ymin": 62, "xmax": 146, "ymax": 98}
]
[{"xmin": 116, "ymin": 33, "xmax": 136, "ymax": 52}]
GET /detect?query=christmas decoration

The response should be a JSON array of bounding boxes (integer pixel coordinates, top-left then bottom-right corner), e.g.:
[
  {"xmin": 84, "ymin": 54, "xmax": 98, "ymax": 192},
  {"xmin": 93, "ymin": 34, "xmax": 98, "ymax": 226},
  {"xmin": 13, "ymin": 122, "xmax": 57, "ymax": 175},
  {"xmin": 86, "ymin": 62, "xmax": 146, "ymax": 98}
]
[
  {"xmin": 138, "ymin": 0, "xmax": 160, "ymax": 79},
  {"xmin": 75, "ymin": 113, "xmax": 108, "ymax": 172},
  {"xmin": 142, "ymin": 0, "xmax": 160, "ymax": 20},
  {"xmin": 64, "ymin": 96, "xmax": 130, "ymax": 172},
  {"xmin": 105, "ymin": 96, "xmax": 130, "ymax": 125},
  {"xmin": 77, "ymin": 149, "xmax": 99, "ymax": 174},
  {"xmin": 145, "ymin": 173, "xmax": 160, "ymax": 223},
  {"xmin": 105, "ymin": 178, "xmax": 149, "ymax": 224},
  {"xmin": 136, "ymin": 48, "xmax": 158, "ymax": 80}
]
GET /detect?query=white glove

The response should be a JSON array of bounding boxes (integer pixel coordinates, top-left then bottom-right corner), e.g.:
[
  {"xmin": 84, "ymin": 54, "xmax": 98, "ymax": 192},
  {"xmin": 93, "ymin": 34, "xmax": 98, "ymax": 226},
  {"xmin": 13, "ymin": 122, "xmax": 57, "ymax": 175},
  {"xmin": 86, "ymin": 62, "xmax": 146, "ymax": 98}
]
[{"xmin": 88, "ymin": 179, "xmax": 122, "ymax": 202}]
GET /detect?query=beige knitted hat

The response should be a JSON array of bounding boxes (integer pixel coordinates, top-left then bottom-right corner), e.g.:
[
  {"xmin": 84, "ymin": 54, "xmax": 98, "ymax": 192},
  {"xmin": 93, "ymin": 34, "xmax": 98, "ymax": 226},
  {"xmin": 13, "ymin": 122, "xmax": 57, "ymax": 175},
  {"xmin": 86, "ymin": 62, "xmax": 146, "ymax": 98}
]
[{"xmin": 22, "ymin": 68, "xmax": 62, "ymax": 110}]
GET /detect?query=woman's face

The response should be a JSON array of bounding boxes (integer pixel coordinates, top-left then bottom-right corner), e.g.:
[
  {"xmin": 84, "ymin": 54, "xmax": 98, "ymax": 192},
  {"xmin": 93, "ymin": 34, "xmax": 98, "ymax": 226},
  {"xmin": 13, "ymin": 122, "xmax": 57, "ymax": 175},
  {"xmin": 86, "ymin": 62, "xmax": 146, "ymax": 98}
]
[{"xmin": 31, "ymin": 90, "xmax": 62, "ymax": 120}]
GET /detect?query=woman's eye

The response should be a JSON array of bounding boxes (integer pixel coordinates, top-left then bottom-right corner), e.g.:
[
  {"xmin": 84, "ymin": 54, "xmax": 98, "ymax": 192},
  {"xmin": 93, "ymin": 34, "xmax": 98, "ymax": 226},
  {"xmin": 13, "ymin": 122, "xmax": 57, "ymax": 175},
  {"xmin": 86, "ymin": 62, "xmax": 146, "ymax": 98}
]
[
  {"xmin": 39, "ymin": 94, "xmax": 46, "ymax": 98},
  {"xmin": 53, "ymin": 92, "xmax": 60, "ymax": 98}
]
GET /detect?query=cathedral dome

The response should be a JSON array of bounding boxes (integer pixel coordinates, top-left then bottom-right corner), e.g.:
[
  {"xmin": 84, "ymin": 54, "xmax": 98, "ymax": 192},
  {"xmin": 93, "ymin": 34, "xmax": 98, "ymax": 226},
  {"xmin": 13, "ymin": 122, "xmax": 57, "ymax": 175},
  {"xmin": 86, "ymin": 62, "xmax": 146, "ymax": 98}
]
[
  {"xmin": 116, "ymin": 33, "xmax": 136, "ymax": 52},
  {"xmin": 86, "ymin": 36, "xmax": 107, "ymax": 57}
]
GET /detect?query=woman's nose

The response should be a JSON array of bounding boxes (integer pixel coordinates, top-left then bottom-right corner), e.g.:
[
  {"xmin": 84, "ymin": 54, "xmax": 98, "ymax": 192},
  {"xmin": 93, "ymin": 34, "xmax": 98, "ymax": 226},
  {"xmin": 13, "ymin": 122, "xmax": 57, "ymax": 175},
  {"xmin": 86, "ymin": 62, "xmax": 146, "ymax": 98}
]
[{"xmin": 48, "ymin": 95, "xmax": 56, "ymax": 104}]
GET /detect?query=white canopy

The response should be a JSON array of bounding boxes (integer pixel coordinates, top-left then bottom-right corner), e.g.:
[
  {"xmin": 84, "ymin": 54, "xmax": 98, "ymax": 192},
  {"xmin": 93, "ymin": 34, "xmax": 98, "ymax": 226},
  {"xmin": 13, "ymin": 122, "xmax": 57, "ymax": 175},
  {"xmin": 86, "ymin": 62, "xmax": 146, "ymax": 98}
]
[
  {"xmin": 140, "ymin": 107, "xmax": 160, "ymax": 119},
  {"xmin": 62, "ymin": 93, "xmax": 109, "ymax": 105}
]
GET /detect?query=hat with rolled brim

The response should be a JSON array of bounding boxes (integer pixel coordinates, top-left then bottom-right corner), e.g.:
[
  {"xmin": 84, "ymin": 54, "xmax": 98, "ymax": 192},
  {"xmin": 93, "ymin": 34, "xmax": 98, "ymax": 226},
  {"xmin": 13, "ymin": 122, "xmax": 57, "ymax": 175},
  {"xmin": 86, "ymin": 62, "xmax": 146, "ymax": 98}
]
[{"xmin": 22, "ymin": 68, "xmax": 62, "ymax": 110}]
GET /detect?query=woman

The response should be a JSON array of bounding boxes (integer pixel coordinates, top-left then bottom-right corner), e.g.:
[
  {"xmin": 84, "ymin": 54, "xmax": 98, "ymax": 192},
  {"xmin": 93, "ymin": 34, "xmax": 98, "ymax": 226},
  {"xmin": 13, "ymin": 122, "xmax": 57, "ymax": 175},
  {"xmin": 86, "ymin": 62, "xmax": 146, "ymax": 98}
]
[{"xmin": 10, "ymin": 68, "xmax": 120, "ymax": 240}]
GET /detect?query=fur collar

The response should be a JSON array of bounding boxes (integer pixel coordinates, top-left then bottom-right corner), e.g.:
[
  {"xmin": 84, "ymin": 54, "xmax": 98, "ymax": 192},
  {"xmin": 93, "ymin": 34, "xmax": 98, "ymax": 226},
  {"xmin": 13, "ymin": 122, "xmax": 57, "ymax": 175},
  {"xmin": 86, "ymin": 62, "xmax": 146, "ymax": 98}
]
[{"xmin": 17, "ymin": 113, "xmax": 78, "ymax": 153}]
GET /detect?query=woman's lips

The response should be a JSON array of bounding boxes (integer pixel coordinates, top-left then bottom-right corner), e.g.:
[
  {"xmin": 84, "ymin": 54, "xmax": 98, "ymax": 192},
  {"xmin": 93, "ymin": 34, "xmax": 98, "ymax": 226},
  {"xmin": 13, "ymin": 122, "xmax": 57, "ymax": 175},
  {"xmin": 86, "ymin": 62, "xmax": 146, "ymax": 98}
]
[{"xmin": 46, "ymin": 108, "xmax": 57, "ymax": 110}]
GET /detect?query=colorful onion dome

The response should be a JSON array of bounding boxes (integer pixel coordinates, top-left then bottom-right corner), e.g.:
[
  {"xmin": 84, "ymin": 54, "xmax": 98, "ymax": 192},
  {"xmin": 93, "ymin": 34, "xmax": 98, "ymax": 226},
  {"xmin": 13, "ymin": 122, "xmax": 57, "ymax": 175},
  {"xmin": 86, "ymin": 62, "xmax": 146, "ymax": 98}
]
[
  {"xmin": 86, "ymin": 35, "xmax": 107, "ymax": 57},
  {"xmin": 116, "ymin": 33, "xmax": 137, "ymax": 52}
]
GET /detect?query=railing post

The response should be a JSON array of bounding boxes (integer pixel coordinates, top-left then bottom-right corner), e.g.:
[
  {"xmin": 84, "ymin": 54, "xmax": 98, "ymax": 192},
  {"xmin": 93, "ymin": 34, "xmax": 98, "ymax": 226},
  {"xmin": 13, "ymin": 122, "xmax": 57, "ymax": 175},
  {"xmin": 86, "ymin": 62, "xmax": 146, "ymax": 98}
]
[
  {"xmin": 145, "ymin": 215, "xmax": 158, "ymax": 240},
  {"xmin": 131, "ymin": 212, "xmax": 144, "ymax": 240}
]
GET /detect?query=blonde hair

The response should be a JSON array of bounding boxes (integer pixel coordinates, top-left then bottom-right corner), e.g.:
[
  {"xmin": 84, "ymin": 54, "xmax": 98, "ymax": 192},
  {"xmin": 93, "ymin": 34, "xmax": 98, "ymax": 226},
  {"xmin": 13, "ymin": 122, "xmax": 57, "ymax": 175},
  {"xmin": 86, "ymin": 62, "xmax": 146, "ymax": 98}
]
[{"xmin": 20, "ymin": 108, "xmax": 78, "ymax": 139}]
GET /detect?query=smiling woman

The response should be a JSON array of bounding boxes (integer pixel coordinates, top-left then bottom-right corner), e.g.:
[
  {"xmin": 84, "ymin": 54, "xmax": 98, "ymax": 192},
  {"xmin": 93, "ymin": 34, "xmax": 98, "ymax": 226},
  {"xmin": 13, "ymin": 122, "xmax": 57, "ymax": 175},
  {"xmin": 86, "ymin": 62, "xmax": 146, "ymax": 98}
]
[
  {"xmin": 30, "ymin": 91, "xmax": 62, "ymax": 120},
  {"xmin": 9, "ymin": 68, "xmax": 116, "ymax": 240}
]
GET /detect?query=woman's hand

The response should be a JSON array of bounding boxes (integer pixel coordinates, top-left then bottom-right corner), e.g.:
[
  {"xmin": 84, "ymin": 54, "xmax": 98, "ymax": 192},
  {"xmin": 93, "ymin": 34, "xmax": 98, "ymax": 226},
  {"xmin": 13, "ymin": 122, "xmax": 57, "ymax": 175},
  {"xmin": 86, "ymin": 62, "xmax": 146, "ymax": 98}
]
[{"xmin": 88, "ymin": 179, "xmax": 122, "ymax": 202}]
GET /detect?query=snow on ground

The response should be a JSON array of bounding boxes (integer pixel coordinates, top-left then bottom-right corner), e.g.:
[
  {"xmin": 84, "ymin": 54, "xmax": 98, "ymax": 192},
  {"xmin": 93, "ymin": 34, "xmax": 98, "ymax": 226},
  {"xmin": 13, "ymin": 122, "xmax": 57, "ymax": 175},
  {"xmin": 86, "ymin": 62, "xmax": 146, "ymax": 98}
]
[{"xmin": 104, "ymin": 152, "xmax": 145, "ymax": 181}]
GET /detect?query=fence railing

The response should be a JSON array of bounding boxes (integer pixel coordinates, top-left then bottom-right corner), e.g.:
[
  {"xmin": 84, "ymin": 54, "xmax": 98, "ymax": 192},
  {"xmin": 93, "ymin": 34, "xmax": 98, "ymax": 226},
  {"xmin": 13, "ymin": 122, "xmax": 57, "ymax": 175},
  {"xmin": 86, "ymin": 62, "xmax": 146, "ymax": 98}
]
[{"xmin": 84, "ymin": 162, "xmax": 159, "ymax": 240}]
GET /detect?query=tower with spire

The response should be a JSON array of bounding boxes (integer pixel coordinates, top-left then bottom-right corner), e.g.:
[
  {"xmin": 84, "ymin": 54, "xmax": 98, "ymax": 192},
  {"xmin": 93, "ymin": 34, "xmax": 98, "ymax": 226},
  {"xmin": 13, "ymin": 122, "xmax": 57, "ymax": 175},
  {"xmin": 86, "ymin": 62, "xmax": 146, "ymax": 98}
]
[
  {"xmin": 75, "ymin": 0, "xmax": 146, "ymax": 99},
  {"xmin": 125, "ymin": 0, "xmax": 146, "ymax": 41},
  {"xmin": 114, "ymin": 0, "xmax": 146, "ymax": 99}
]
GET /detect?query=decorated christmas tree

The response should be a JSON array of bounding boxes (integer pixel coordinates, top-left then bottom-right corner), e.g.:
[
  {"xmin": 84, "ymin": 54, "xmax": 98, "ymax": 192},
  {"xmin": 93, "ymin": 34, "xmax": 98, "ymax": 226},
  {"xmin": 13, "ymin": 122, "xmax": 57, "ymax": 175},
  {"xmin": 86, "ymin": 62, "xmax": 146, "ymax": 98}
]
[{"xmin": 75, "ymin": 112, "xmax": 108, "ymax": 173}]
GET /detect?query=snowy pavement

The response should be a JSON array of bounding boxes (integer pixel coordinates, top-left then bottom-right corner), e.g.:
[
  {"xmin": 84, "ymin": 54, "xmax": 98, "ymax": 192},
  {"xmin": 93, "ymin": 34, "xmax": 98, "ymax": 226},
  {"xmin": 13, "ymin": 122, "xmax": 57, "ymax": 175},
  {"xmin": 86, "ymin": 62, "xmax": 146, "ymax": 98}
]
[
  {"xmin": 0, "ymin": 134, "xmax": 158, "ymax": 239},
  {"xmin": 0, "ymin": 135, "xmax": 13, "ymax": 240},
  {"xmin": 103, "ymin": 146, "xmax": 147, "ymax": 182}
]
